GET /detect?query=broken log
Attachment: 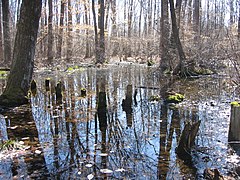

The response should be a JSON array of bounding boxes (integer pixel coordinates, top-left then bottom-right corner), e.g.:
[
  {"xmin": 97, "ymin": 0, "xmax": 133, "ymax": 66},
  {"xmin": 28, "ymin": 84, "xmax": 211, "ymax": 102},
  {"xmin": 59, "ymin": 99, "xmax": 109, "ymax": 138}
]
[{"xmin": 176, "ymin": 121, "xmax": 201, "ymax": 160}]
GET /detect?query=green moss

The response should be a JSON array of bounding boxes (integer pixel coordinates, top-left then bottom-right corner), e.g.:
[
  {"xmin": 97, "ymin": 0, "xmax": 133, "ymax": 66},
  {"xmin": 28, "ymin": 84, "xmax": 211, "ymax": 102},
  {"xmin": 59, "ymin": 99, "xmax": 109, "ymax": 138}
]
[
  {"xmin": 0, "ymin": 140, "xmax": 15, "ymax": 151},
  {"xmin": 149, "ymin": 95, "xmax": 161, "ymax": 101},
  {"xmin": 167, "ymin": 93, "xmax": 184, "ymax": 103},
  {"xmin": 67, "ymin": 67, "xmax": 74, "ymax": 71},
  {"xmin": 231, "ymin": 101, "xmax": 240, "ymax": 107},
  {"xmin": 0, "ymin": 70, "xmax": 9, "ymax": 78}
]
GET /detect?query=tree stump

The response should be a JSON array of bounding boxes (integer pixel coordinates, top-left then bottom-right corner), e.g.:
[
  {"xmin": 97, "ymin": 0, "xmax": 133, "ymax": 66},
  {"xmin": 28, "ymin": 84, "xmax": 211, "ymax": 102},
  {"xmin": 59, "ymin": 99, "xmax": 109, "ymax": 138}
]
[
  {"xmin": 228, "ymin": 103, "xmax": 240, "ymax": 142},
  {"xmin": 176, "ymin": 121, "xmax": 201, "ymax": 160},
  {"xmin": 81, "ymin": 88, "xmax": 87, "ymax": 97},
  {"xmin": 45, "ymin": 78, "xmax": 50, "ymax": 91},
  {"xmin": 55, "ymin": 81, "xmax": 62, "ymax": 101}
]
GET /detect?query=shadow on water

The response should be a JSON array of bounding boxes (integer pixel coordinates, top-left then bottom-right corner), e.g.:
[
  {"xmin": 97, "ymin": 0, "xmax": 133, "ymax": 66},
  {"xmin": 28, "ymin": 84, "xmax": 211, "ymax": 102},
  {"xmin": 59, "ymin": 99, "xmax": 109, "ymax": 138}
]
[{"xmin": 0, "ymin": 63, "xmax": 239, "ymax": 179}]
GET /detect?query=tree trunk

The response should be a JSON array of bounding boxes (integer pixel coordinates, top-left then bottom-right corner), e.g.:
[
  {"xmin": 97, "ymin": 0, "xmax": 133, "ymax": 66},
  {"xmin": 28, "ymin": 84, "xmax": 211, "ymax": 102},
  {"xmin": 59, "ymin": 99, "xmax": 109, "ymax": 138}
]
[
  {"xmin": 83, "ymin": 0, "xmax": 90, "ymax": 58},
  {"xmin": 47, "ymin": 0, "xmax": 54, "ymax": 63},
  {"xmin": 56, "ymin": 0, "xmax": 65, "ymax": 59},
  {"xmin": 92, "ymin": 0, "xmax": 99, "ymax": 62},
  {"xmin": 159, "ymin": 0, "xmax": 170, "ymax": 72},
  {"xmin": 2, "ymin": 0, "xmax": 12, "ymax": 66},
  {"xmin": 0, "ymin": 2, "xmax": 4, "ymax": 64},
  {"xmin": 66, "ymin": 0, "xmax": 73, "ymax": 62},
  {"xmin": 0, "ymin": 0, "xmax": 42, "ymax": 107},
  {"xmin": 238, "ymin": 1, "xmax": 240, "ymax": 39},
  {"xmin": 93, "ymin": 0, "xmax": 105, "ymax": 64},
  {"xmin": 169, "ymin": 0, "xmax": 188, "ymax": 76},
  {"xmin": 193, "ymin": 0, "xmax": 200, "ymax": 42}
]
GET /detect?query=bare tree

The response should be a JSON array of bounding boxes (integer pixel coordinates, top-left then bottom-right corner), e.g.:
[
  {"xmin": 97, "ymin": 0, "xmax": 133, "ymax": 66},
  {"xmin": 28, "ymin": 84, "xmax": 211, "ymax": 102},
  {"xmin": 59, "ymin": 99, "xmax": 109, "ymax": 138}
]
[
  {"xmin": 2, "ymin": 0, "xmax": 12, "ymax": 66},
  {"xmin": 0, "ymin": 0, "xmax": 42, "ymax": 107},
  {"xmin": 238, "ymin": 1, "xmax": 240, "ymax": 39},
  {"xmin": 193, "ymin": 0, "xmax": 200, "ymax": 42},
  {"xmin": 48, "ymin": 0, "xmax": 54, "ymax": 63},
  {"xmin": 56, "ymin": 0, "xmax": 66, "ymax": 59},
  {"xmin": 159, "ymin": 0, "xmax": 170, "ymax": 72},
  {"xmin": 66, "ymin": 0, "xmax": 73, "ymax": 62},
  {"xmin": 0, "ymin": 2, "xmax": 3, "ymax": 64}
]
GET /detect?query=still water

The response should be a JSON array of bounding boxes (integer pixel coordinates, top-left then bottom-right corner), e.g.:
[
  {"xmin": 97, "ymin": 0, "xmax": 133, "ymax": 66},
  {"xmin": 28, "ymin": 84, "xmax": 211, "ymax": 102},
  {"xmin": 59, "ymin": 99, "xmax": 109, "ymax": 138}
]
[{"xmin": 0, "ymin": 63, "xmax": 239, "ymax": 179}]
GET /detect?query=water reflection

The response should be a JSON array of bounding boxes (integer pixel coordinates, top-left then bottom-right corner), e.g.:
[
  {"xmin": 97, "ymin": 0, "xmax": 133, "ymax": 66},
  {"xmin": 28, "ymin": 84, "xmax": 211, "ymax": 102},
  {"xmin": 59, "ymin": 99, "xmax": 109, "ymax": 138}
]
[{"xmin": 0, "ymin": 64, "xmax": 239, "ymax": 179}]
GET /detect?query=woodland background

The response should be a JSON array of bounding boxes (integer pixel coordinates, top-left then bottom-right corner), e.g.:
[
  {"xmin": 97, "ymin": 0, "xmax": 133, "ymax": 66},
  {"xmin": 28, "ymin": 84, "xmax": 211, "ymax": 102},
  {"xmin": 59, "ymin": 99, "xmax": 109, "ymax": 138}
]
[{"xmin": 0, "ymin": 0, "xmax": 239, "ymax": 72}]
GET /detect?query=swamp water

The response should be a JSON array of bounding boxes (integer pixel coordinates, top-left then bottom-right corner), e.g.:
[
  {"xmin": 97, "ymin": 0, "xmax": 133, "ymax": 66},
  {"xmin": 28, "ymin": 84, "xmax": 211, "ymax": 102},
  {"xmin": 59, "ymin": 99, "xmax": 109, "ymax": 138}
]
[{"xmin": 0, "ymin": 63, "xmax": 239, "ymax": 179}]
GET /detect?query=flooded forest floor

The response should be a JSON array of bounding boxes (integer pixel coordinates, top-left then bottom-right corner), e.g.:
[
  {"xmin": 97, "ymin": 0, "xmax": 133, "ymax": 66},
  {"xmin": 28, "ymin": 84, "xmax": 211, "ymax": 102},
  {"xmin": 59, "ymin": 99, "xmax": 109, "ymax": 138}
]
[{"xmin": 0, "ymin": 62, "xmax": 239, "ymax": 179}]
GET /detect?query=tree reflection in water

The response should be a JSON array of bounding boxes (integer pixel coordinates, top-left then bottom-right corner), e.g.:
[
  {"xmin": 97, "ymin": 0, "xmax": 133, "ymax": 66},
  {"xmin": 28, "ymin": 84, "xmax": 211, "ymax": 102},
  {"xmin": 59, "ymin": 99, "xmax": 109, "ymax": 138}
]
[{"xmin": 0, "ymin": 64, "xmax": 238, "ymax": 179}]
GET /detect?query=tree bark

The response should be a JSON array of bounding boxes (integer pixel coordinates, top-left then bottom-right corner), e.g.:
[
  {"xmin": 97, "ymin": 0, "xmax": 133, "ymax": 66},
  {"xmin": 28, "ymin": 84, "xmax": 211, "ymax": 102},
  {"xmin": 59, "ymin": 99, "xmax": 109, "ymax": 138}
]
[
  {"xmin": 238, "ymin": 1, "xmax": 240, "ymax": 39},
  {"xmin": 56, "ymin": 0, "xmax": 65, "ymax": 59},
  {"xmin": 0, "ymin": 2, "xmax": 4, "ymax": 64},
  {"xmin": 169, "ymin": 0, "xmax": 188, "ymax": 76},
  {"xmin": 0, "ymin": 0, "xmax": 42, "ymax": 107},
  {"xmin": 66, "ymin": 0, "xmax": 73, "ymax": 62},
  {"xmin": 47, "ymin": 0, "xmax": 54, "ymax": 63},
  {"xmin": 159, "ymin": 0, "xmax": 170, "ymax": 72},
  {"xmin": 2, "ymin": 0, "xmax": 12, "ymax": 66}
]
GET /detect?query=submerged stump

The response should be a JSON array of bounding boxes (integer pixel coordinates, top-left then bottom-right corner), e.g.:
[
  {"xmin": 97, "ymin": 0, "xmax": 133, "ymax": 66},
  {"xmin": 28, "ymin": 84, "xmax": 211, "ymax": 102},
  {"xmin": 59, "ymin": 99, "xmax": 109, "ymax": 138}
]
[
  {"xmin": 55, "ymin": 81, "xmax": 62, "ymax": 101},
  {"xmin": 176, "ymin": 121, "xmax": 201, "ymax": 160},
  {"xmin": 45, "ymin": 78, "xmax": 50, "ymax": 91},
  {"xmin": 228, "ymin": 102, "xmax": 240, "ymax": 142}
]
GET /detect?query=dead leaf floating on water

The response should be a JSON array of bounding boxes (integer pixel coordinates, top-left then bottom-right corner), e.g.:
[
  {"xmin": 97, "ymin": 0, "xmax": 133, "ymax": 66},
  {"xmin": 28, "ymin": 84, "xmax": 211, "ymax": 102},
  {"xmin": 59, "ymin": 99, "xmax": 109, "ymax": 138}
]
[
  {"xmin": 115, "ymin": 168, "xmax": 126, "ymax": 172},
  {"xmin": 85, "ymin": 164, "xmax": 93, "ymax": 168},
  {"xmin": 9, "ymin": 126, "xmax": 18, "ymax": 129},
  {"xmin": 99, "ymin": 153, "xmax": 108, "ymax": 156},
  {"xmin": 100, "ymin": 169, "xmax": 113, "ymax": 174},
  {"xmin": 87, "ymin": 174, "xmax": 94, "ymax": 180},
  {"xmin": 35, "ymin": 150, "xmax": 42, "ymax": 154}
]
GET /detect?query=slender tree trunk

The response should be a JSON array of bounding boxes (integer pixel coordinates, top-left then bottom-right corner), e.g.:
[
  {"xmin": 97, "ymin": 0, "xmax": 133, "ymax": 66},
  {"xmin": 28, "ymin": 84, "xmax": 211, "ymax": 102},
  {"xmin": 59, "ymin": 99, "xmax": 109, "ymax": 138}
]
[
  {"xmin": 66, "ymin": 0, "xmax": 73, "ymax": 62},
  {"xmin": 2, "ymin": 0, "xmax": 12, "ymax": 66},
  {"xmin": 83, "ymin": 0, "xmax": 90, "ymax": 58},
  {"xmin": 159, "ymin": 0, "xmax": 170, "ymax": 72},
  {"xmin": 138, "ymin": 0, "xmax": 143, "ymax": 37},
  {"xmin": 92, "ymin": 0, "xmax": 99, "ymax": 62},
  {"xmin": 169, "ymin": 0, "xmax": 187, "ymax": 76},
  {"xmin": 56, "ymin": 0, "xmax": 65, "ymax": 59},
  {"xmin": 229, "ymin": 0, "xmax": 234, "ymax": 25},
  {"xmin": 98, "ymin": 0, "xmax": 105, "ymax": 63},
  {"xmin": 104, "ymin": 0, "xmax": 110, "ymax": 29},
  {"xmin": 111, "ymin": 0, "xmax": 117, "ymax": 37},
  {"xmin": 0, "ymin": 2, "xmax": 4, "ymax": 64},
  {"xmin": 238, "ymin": 1, "xmax": 240, "ymax": 39},
  {"xmin": 193, "ymin": 0, "xmax": 200, "ymax": 42},
  {"xmin": 187, "ymin": 0, "xmax": 193, "ymax": 26},
  {"xmin": 48, "ymin": 0, "xmax": 54, "ymax": 63},
  {"xmin": 0, "ymin": 0, "xmax": 42, "ymax": 107},
  {"xmin": 175, "ymin": 0, "xmax": 182, "ymax": 28}
]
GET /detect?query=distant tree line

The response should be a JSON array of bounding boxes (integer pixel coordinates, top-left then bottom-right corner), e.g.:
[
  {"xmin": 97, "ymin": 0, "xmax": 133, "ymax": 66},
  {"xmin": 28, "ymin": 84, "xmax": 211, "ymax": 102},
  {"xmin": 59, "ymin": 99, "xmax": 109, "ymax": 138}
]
[{"xmin": 0, "ymin": 0, "xmax": 239, "ymax": 70}]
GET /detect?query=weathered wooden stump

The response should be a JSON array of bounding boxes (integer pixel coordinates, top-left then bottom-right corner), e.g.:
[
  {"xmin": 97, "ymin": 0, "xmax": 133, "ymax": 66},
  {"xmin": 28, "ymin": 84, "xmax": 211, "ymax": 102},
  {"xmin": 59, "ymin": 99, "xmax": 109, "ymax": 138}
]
[
  {"xmin": 176, "ymin": 121, "xmax": 201, "ymax": 160},
  {"xmin": 45, "ymin": 78, "xmax": 50, "ymax": 91},
  {"xmin": 228, "ymin": 102, "xmax": 240, "ymax": 142},
  {"xmin": 81, "ymin": 88, "xmax": 87, "ymax": 97},
  {"xmin": 55, "ymin": 81, "xmax": 62, "ymax": 101}
]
